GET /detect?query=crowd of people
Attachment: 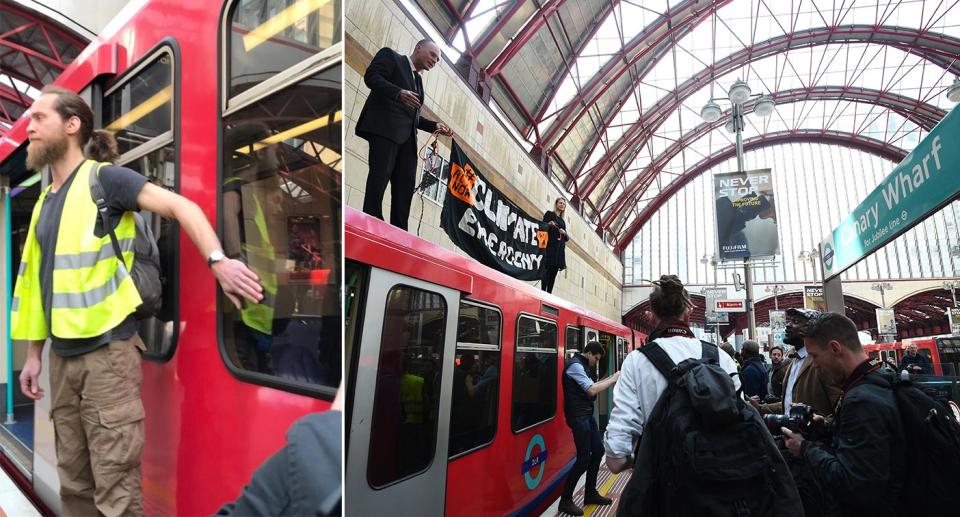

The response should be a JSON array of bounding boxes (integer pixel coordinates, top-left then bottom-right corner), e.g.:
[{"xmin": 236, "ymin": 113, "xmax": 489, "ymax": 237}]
[{"xmin": 559, "ymin": 274, "xmax": 960, "ymax": 517}]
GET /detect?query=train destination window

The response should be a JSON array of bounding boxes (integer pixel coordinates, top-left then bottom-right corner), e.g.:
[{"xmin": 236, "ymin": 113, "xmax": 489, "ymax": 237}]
[
  {"xmin": 565, "ymin": 326, "xmax": 581, "ymax": 357},
  {"xmin": 226, "ymin": 0, "xmax": 342, "ymax": 103},
  {"xmin": 368, "ymin": 286, "xmax": 447, "ymax": 488},
  {"xmin": 219, "ymin": 61, "xmax": 342, "ymax": 394},
  {"xmin": 512, "ymin": 315, "xmax": 558, "ymax": 432},
  {"xmin": 101, "ymin": 46, "xmax": 179, "ymax": 359},
  {"xmin": 449, "ymin": 301, "xmax": 501, "ymax": 458}
]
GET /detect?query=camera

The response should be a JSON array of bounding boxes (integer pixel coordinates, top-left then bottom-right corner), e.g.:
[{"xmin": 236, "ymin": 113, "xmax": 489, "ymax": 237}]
[{"xmin": 763, "ymin": 403, "xmax": 814, "ymax": 435}]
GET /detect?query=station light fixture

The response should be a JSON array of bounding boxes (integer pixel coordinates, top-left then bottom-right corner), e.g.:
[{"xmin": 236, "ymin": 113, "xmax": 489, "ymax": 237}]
[
  {"xmin": 700, "ymin": 100, "xmax": 722, "ymax": 123},
  {"xmin": 754, "ymin": 95, "xmax": 775, "ymax": 117},
  {"xmin": 728, "ymin": 79, "xmax": 752, "ymax": 105},
  {"xmin": 947, "ymin": 77, "xmax": 960, "ymax": 103}
]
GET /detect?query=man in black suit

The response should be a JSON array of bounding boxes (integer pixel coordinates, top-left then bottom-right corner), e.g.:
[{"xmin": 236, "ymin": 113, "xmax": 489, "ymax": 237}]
[{"xmin": 356, "ymin": 39, "xmax": 453, "ymax": 230}]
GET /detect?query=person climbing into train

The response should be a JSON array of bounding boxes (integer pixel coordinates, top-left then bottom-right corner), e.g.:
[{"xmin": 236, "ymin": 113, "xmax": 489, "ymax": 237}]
[
  {"xmin": 12, "ymin": 85, "xmax": 263, "ymax": 516},
  {"xmin": 558, "ymin": 340, "xmax": 619, "ymax": 516}
]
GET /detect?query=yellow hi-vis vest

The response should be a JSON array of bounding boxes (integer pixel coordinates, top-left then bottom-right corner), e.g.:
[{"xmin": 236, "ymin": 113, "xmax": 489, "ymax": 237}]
[
  {"xmin": 225, "ymin": 177, "xmax": 276, "ymax": 335},
  {"xmin": 10, "ymin": 159, "xmax": 142, "ymax": 340}
]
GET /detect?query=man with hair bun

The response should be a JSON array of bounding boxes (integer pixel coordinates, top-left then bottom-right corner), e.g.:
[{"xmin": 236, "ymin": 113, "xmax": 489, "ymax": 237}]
[{"xmin": 604, "ymin": 275, "xmax": 741, "ymax": 473}]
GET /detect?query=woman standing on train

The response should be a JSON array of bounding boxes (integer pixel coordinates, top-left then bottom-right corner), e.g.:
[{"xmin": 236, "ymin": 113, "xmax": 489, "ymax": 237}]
[{"xmin": 541, "ymin": 197, "xmax": 569, "ymax": 293}]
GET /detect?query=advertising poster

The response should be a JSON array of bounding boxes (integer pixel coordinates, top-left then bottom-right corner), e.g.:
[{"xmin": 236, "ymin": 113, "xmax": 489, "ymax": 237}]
[
  {"xmin": 949, "ymin": 308, "xmax": 960, "ymax": 336},
  {"xmin": 714, "ymin": 168, "xmax": 779, "ymax": 260},
  {"xmin": 769, "ymin": 310, "xmax": 786, "ymax": 348},
  {"xmin": 876, "ymin": 308, "xmax": 898, "ymax": 337},
  {"xmin": 441, "ymin": 141, "xmax": 548, "ymax": 280},
  {"xmin": 803, "ymin": 285, "xmax": 827, "ymax": 312},
  {"xmin": 703, "ymin": 287, "xmax": 729, "ymax": 325}
]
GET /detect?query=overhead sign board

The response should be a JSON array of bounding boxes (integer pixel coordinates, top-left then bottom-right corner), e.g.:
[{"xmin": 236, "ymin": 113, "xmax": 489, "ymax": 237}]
[
  {"xmin": 716, "ymin": 300, "xmax": 746, "ymax": 312},
  {"xmin": 821, "ymin": 105, "xmax": 960, "ymax": 279}
]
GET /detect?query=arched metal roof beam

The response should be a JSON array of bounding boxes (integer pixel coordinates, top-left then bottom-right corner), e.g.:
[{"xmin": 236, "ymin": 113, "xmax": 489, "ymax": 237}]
[
  {"xmin": 578, "ymin": 25, "xmax": 960, "ymax": 202},
  {"xmin": 598, "ymin": 86, "xmax": 945, "ymax": 229},
  {"xmin": 611, "ymin": 129, "xmax": 908, "ymax": 253},
  {"xmin": 537, "ymin": 0, "xmax": 726, "ymax": 148}
]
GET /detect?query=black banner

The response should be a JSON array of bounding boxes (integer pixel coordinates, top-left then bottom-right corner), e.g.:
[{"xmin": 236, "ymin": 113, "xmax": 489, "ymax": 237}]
[{"xmin": 440, "ymin": 141, "xmax": 548, "ymax": 280}]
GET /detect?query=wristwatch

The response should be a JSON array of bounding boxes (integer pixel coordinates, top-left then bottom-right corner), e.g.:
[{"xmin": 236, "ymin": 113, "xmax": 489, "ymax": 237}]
[{"xmin": 207, "ymin": 249, "xmax": 226, "ymax": 267}]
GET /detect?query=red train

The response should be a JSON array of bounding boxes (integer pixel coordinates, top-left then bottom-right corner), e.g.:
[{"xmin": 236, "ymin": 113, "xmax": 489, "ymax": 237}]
[
  {"xmin": 864, "ymin": 336, "xmax": 960, "ymax": 376},
  {"xmin": 345, "ymin": 207, "xmax": 638, "ymax": 516},
  {"xmin": 0, "ymin": 0, "xmax": 341, "ymax": 514}
]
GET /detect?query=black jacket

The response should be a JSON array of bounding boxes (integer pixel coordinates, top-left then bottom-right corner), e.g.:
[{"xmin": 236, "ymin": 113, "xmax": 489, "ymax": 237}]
[
  {"xmin": 801, "ymin": 365, "xmax": 905, "ymax": 517},
  {"xmin": 562, "ymin": 353, "xmax": 596, "ymax": 420},
  {"xmin": 356, "ymin": 47, "xmax": 438, "ymax": 144},
  {"xmin": 899, "ymin": 353, "xmax": 932, "ymax": 374},
  {"xmin": 542, "ymin": 210, "xmax": 568, "ymax": 269}
]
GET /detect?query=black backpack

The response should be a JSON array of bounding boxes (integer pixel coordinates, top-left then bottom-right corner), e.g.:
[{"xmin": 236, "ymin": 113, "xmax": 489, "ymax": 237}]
[
  {"xmin": 618, "ymin": 341, "xmax": 803, "ymax": 517},
  {"xmin": 890, "ymin": 375, "xmax": 960, "ymax": 514},
  {"xmin": 89, "ymin": 163, "xmax": 163, "ymax": 319}
]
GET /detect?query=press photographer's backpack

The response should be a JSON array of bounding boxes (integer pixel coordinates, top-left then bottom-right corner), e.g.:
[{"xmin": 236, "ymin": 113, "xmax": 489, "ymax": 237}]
[
  {"xmin": 618, "ymin": 340, "xmax": 802, "ymax": 517},
  {"xmin": 89, "ymin": 163, "xmax": 163, "ymax": 319},
  {"xmin": 890, "ymin": 375, "xmax": 960, "ymax": 514}
]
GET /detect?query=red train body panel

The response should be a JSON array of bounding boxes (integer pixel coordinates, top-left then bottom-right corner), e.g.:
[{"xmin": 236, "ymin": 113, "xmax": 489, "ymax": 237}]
[{"xmin": 346, "ymin": 207, "xmax": 635, "ymax": 516}]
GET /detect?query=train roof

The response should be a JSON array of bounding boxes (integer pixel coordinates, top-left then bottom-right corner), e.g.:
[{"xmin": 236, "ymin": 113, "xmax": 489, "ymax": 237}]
[{"xmin": 345, "ymin": 206, "xmax": 628, "ymax": 335}]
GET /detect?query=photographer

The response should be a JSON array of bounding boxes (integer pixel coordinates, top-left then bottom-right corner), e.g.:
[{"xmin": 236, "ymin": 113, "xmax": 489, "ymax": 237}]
[
  {"xmin": 781, "ymin": 313, "xmax": 906, "ymax": 517},
  {"xmin": 750, "ymin": 309, "xmax": 842, "ymax": 517},
  {"xmin": 750, "ymin": 309, "xmax": 841, "ymax": 418}
]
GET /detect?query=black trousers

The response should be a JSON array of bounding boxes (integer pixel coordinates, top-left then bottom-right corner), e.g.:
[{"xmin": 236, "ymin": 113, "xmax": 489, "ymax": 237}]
[
  {"xmin": 362, "ymin": 134, "xmax": 418, "ymax": 231},
  {"xmin": 542, "ymin": 265, "xmax": 560, "ymax": 293},
  {"xmin": 563, "ymin": 415, "xmax": 604, "ymax": 499}
]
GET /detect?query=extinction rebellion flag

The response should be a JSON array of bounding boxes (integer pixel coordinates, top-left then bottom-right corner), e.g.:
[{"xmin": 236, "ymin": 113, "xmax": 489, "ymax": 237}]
[{"xmin": 441, "ymin": 141, "xmax": 548, "ymax": 280}]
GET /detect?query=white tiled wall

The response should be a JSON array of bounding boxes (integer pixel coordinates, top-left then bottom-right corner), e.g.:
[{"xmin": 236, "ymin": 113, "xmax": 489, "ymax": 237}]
[{"xmin": 344, "ymin": 0, "xmax": 624, "ymax": 321}]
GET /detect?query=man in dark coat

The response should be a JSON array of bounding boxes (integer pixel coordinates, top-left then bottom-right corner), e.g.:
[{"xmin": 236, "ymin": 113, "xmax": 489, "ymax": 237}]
[
  {"xmin": 740, "ymin": 340, "xmax": 769, "ymax": 399},
  {"xmin": 783, "ymin": 313, "xmax": 905, "ymax": 517},
  {"xmin": 769, "ymin": 345, "xmax": 790, "ymax": 399},
  {"xmin": 899, "ymin": 343, "xmax": 932, "ymax": 374},
  {"xmin": 356, "ymin": 39, "xmax": 452, "ymax": 230}
]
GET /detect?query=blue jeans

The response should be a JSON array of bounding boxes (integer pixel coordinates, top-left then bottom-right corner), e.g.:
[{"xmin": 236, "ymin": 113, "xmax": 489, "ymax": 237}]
[{"xmin": 563, "ymin": 415, "xmax": 604, "ymax": 499}]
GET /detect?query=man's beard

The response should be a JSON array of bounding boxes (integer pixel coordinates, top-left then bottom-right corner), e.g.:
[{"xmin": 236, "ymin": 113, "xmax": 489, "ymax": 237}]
[{"xmin": 26, "ymin": 134, "xmax": 68, "ymax": 170}]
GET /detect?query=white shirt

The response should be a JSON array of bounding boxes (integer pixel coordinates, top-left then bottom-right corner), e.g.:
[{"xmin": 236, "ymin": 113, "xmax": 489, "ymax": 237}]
[
  {"xmin": 782, "ymin": 347, "xmax": 808, "ymax": 414},
  {"xmin": 603, "ymin": 336, "xmax": 741, "ymax": 458}
]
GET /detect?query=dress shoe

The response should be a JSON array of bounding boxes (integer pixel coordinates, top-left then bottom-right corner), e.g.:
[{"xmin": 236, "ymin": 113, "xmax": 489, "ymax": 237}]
[
  {"xmin": 558, "ymin": 498, "xmax": 584, "ymax": 516},
  {"xmin": 584, "ymin": 493, "xmax": 613, "ymax": 506}
]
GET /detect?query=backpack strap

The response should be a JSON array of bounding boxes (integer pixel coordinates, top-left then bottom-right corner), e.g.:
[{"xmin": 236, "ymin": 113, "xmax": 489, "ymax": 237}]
[
  {"xmin": 639, "ymin": 341, "xmax": 678, "ymax": 381},
  {"xmin": 88, "ymin": 162, "xmax": 126, "ymax": 267},
  {"xmin": 701, "ymin": 341, "xmax": 719, "ymax": 363}
]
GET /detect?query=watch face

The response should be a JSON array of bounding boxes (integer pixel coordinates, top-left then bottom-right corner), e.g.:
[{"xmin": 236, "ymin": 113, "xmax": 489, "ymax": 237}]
[{"xmin": 209, "ymin": 251, "xmax": 225, "ymax": 263}]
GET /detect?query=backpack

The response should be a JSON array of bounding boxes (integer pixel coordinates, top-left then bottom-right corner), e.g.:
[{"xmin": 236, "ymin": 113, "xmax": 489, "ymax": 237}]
[
  {"xmin": 889, "ymin": 375, "xmax": 960, "ymax": 514},
  {"xmin": 89, "ymin": 163, "xmax": 163, "ymax": 319},
  {"xmin": 618, "ymin": 340, "xmax": 802, "ymax": 517}
]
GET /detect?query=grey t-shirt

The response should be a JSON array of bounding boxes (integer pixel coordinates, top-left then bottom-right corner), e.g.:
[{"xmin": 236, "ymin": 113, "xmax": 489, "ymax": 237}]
[{"xmin": 36, "ymin": 162, "xmax": 149, "ymax": 357}]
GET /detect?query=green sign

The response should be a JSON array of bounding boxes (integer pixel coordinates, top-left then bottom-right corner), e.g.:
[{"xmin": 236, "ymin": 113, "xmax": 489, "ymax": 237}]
[{"xmin": 822, "ymin": 106, "xmax": 960, "ymax": 279}]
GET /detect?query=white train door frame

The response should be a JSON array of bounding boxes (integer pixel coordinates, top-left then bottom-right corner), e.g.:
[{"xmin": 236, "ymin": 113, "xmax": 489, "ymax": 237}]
[{"xmin": 346, "ymin": 267, "xmax": 459, "ymax": 516}]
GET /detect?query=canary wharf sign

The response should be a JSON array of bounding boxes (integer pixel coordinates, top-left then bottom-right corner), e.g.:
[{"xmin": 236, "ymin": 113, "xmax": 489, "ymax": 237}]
[{"xmin": 821, "ymin": 106, "xmax": 960, "ymax": 280}]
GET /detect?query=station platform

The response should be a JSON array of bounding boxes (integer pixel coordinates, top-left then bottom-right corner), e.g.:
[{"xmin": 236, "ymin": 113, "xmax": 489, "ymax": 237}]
[
  {"xmin": 542, "ymin": 462, "xmax": 632, "ymax": 516},
  {"xmin": 0, "ymin": 465, "xmax": 41, "ymax": 517}
]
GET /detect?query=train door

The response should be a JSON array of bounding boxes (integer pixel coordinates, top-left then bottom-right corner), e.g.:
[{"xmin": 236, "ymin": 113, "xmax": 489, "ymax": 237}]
[
  {"xmin": 596, "ymin": 332, "xmax": 616, "ymax": 428},
  {"xmin": 345, "ymin": 264, "xmax": 459, "ymax": 516}
]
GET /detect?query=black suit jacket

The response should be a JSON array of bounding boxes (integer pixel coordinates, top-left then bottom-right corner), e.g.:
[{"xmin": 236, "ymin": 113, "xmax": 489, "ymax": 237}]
[{"xmin": 356, "ymin": 47, "xmax": 438, "ymax": 145}]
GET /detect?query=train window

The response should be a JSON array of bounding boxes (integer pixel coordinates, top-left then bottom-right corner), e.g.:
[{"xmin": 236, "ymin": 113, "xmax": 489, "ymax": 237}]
[
  {"xmin": 368, "ymin": 286, "xmax": 447, "ymax": 488},
  {"xmin": 565, "ymin": 326, "xmax": 581, "ymax": 357},
  {"xmin": 103, "ymin": 50, "xmax": 173, "ymax": 158},
  {"xmin": 218, "ymin": 59, "xmax": 342, "ymax": 396},
  {"xmin": 449, "ymin": 301, "xmax": 501, "ymax": 458},
  {"xmin": 101, "ymin": 45, "xmax": 179, "ymax": 360},
  {"xmin": 225, "ymin": 0, "xmax": 342, "ymax": 104},
  {"xmin": 512, "ymin": 315, "xmax": 558, "ymax": 432}
]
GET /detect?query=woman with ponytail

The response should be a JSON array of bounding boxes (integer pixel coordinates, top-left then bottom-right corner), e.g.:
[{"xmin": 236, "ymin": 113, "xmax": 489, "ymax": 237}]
[{"xmin": 602, "ymin": 274, "xmax": 741, "ymax": 472}]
